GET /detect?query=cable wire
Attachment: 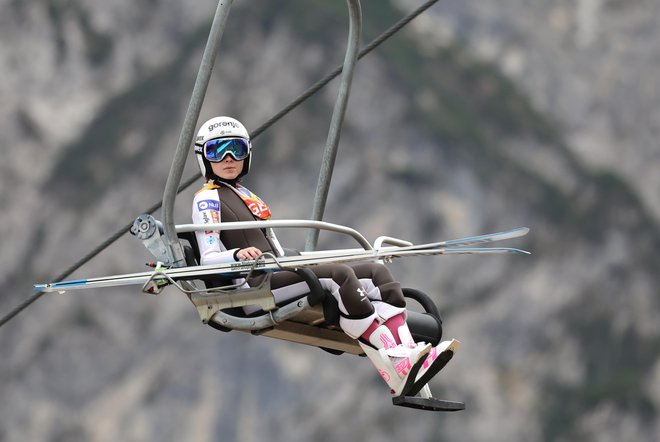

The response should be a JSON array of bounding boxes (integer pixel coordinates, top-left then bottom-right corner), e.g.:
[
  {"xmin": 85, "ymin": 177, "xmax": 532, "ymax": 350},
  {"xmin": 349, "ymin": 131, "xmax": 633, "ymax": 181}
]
[{"xmin": 0, "ymin": 0, "xmax": 439, "ymax": 328}]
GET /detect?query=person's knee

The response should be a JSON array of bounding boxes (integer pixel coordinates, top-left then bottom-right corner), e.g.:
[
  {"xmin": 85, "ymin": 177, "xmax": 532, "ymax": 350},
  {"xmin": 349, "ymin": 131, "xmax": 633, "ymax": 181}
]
[
  {"xmin": 372, "ymin": 264, "xmax": 395, "ymax": 282},
  {"xmin": 353, "ymin": 262, "xmax": 395, "ymax": 284},
  {"xmin": 378, "ymin": 281, "xmax": 406, "ymax": 307},
  {"xmin": 333, "ymin": 264, "xmax": 356, "ymax": 285}
]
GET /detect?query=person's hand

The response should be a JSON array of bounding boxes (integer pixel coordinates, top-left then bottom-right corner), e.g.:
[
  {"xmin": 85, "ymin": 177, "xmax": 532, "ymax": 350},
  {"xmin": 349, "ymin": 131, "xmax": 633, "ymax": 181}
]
[{"xmin": 236, "ymin": 247, "xmax": 262, "ymax": 260}]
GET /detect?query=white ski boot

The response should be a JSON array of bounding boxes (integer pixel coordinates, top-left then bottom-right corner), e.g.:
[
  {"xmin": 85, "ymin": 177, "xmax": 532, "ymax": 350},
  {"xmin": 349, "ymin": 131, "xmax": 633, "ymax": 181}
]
[
  {"xmin": 408, "ymin": 339, "xmax": 461, "ymax": 396},
  {"xmin": 359, "ymin": 324, "xmax": 431, "ymax": 397}
]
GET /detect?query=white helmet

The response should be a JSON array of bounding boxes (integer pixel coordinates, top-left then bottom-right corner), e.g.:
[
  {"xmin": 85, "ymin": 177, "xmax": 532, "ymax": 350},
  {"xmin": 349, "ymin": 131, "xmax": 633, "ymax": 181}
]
[{"xmin": 194, "ymin": 116, "xmax": 252, "ymax": 180}]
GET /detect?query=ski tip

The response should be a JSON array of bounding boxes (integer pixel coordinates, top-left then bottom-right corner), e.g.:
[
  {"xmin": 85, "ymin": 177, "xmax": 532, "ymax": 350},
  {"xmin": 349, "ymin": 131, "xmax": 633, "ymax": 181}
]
[
  {"xmin": 443, "ymin": 247, "xmax": 531, "ymax": 255},
  {"xmin": 496, "ymin": 227, "xmax": 530, "ymax": 243},
  {"xmin": 503, "ymin": 247, "xmax": 531, "ymax": 255},
  {"xmin": 506, "ymin": 226, "xmax": 530, "ymax": 238}
]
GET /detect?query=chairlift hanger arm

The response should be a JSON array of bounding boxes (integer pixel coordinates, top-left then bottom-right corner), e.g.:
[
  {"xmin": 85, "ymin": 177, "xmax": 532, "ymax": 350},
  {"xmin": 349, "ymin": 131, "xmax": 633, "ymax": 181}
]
[
  {"xmin": 161, "ymin": 0, "xmax": 235, "ymax": 267},
  {"xmin": 306, "ymin": 0, "xmax": 363, "ymax": 251}
]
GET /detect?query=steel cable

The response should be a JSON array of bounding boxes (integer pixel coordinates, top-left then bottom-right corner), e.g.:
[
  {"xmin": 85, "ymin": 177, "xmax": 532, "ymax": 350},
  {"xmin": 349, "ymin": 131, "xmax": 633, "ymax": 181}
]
[{"xmin": 0, "ymin": 0, "xmax": 439, "ymax": 328}]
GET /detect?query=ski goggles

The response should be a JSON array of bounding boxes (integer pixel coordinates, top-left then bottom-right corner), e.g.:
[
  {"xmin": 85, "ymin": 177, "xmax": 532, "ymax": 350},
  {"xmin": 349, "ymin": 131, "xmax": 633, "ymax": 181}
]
[{"xmin": 202, "ymin": 137, "xmax": 250, "ymax": 162}]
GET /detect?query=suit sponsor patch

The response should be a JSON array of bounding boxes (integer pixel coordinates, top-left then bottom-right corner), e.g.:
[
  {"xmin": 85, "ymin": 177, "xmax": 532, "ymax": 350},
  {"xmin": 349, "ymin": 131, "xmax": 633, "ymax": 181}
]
[{"xmin": 197, "ymin": 199, "xmax": 220, "ymax": 211}]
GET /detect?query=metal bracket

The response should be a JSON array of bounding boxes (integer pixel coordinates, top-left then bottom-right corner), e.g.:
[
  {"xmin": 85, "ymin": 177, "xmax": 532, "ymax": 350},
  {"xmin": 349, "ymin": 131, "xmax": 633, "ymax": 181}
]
[
  {"xmin": 130, "ymin": 214, "xmax": 170, "ymax": 264},
  {"xmin": 190, "ymin": 274, "xmax": 277, "ymax": 323}
]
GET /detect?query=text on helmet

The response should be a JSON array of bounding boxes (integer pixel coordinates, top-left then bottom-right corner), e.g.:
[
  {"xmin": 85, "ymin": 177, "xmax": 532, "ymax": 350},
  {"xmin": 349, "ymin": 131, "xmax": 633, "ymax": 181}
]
[{"xmin": 208, "ymin": 121, "xmax": 239, "ymax": 131}]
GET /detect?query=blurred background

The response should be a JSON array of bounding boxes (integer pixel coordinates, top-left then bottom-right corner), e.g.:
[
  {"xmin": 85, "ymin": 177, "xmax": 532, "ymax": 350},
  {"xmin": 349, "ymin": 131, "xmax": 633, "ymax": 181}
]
[{"xmin": 1, "ymin": 0, "xmax": 659, "ymax": 440}]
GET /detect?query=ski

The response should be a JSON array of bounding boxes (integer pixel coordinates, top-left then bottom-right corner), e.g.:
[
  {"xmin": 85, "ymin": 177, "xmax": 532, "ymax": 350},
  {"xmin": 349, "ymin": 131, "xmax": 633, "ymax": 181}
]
[
  {"xmin": 385, "ymin": 226, "xmax": 529, "ymax": 252},
  {"xmin": 34, "ymin": 241, "xmax": 529, "ymax": 293}
]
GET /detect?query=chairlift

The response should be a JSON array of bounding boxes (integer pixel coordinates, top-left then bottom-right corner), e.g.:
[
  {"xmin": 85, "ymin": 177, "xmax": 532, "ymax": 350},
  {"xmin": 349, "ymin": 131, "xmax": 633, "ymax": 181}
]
[{"xmin": 36, "ymin": 0, "xmax": 531, "ymax": 412}]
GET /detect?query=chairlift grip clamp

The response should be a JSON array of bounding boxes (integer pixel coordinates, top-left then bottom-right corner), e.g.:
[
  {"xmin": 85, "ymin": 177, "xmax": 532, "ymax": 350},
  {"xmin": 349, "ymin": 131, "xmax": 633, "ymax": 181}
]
[{"xmin": 130, "ymin": 214, "xmax": 171, "ymax": 264}]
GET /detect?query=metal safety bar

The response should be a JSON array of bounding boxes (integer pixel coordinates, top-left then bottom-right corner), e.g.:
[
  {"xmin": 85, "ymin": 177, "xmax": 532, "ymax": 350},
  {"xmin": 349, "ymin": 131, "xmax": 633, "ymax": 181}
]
[{"xmin": 176, "ymin": 219, "xmax": 373, "ymax": 250}]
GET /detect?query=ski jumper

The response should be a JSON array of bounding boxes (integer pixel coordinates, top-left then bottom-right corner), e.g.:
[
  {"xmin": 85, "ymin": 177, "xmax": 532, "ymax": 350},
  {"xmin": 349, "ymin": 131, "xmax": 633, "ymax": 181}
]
[{"xmin": 192, "ymin": 181, "xmax": 407, "ymax": 339}]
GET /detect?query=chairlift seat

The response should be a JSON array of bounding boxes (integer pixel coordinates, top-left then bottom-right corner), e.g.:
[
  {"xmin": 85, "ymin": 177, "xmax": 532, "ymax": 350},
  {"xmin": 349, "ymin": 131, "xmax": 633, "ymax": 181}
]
[{"xmin": 176, "ymin": 232, "xmax": 443, "ymax": 355}]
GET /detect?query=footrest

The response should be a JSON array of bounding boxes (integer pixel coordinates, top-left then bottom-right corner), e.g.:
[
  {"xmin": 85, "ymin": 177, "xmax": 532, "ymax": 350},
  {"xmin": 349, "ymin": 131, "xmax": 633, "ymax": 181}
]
[{"xmin": 392, "ymin": 395, "xmax": 465, "ymax": 412}]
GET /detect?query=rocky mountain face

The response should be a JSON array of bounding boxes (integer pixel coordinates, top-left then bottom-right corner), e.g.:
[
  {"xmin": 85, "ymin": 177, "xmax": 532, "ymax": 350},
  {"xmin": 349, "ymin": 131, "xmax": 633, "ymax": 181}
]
[{"xmin": 1, "ymin": 1, "xmax": 659, "ymax": 441}]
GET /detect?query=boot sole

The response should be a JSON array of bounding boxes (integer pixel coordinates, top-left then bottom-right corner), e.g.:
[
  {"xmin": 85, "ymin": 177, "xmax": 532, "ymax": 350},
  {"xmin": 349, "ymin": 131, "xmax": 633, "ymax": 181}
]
[
  {"xmin": 395, "ymin": 354, "xmax": 429, "ymax": 397},
  {"xmin": 407, "ymin": 349, "xmax": 454, "ymax": 396},
  {"xmin": 392, "ymin": 343, "xmax": 432, "ymax": 397}
]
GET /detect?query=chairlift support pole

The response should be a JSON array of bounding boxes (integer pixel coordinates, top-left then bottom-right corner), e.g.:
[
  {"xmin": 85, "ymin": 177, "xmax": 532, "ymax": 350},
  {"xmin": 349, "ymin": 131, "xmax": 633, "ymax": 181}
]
[
  {"xmin": 161, "ymin": 0, "xmax": 235, "ymax": 267},
  {"xmin": 305, "ymin": 0, "xmax": 362, "ymax": 252}
]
